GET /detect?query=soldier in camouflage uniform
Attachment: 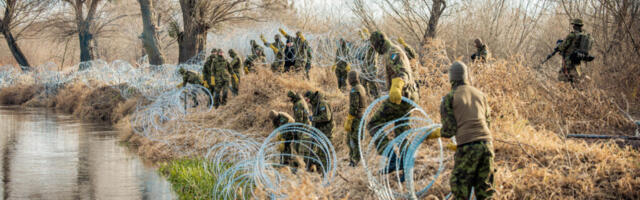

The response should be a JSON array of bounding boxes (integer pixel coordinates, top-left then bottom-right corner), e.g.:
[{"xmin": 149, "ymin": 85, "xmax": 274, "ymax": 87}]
[
  {"xmin": 304, "ymin": 90, "xmax": 334, "ymax": 173},
  {"xmin": 244, "ymin": 40, "xmax": 266, "ymax": 72},
  {"xmin": 358, "ymin": 29, "xmax": 379, "ymax": 98},
  {"xmin": 428, "ymin": 61, "xmax": 494, "ymax": 200},
  {"xmin": 334, "ymin": 38, "xmax": 351, "ymax": 90},
  {"xmin": 177, "ymin": 67, "xmax": 206, "ymax": 106},
  {"xmin": 269, "ymin": 110, "xmax": 297, "ymax": 167},
  {"xmin": 202, "ymin": 49, "xmax": 217, "ymax": 106},
  {"xmin": 365, "ymin": 31, "xmax": 420, "ymax": 173},
  {"xmin": 228, "ymin": 49, "xmax": 242, "ymax": 96},
  {"xmin": 211, "ymin": 49, "xmax": 231, "ymax": 108},
  {"xmin": 262, "ymin": 34, "xmax": 286, "ymax": 73},
  {"xmin": 397, "ymin": 37, "xmax": 418, "ymax": 72},
  {"xmin": 558, "ymin": 18, "xmax": 593, "ymax": 84},
  {"xmin": 471, "ymin": 38, "xmax": 489, "ymax": 63},
  {"xmin": 344, "ymin": 71, "xmax": 368, "ymax": 166},
  {"xmin": 287, "ymin": 91, "xmax": 313, "ymax": 169}
]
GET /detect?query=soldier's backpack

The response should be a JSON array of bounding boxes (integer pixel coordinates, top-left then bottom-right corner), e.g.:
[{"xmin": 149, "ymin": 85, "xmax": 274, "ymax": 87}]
[{"xmin": 570, "ymin": 32, "xmax": 595, "ymax": 63}]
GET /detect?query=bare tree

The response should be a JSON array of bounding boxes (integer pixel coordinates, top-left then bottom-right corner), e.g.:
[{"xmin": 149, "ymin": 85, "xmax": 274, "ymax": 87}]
[
  {"xmin": 171, "ymin": 0, "xmax": 274, "ymax": 63},
  {"xmin": 350, "ymin": 0, "xmax": 379, "ymax": 31},
  {"xmin": 378, "ymin": 0, "xmax": 447, "ymax": 46},
  {"xmin": 0, "ymin": 0, "xmax": 51, "ymax": 70},
  {"xmin": 52, "ymin": 0, "xmax": 126, "ymax": 69},
  {"xmin": 137, "ymin": 0, "xmax": 164, "ymax": 65}
]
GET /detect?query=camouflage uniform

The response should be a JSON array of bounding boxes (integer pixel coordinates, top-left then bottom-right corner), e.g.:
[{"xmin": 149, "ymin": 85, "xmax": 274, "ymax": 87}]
[
  {"xmin": 347, "ymin": 71, "xmax": 367, "ymax": 165},
  {"xmin": 440, "ymin": 61, "xmax": 494, "ymax": 200},
  {"xmin": 203, "ymin": 50, "xmax": 217, "ymax": 105},
  {"xmin": 288, "ymin": 91, "xmax": 313, "ymax": 168},
  {"xmin": 178, "ymin": 68, "xmax": 204, "ymax": 106},
  {"xmin": 264, "ymin": 34, "xmax": 286, "ymax": 72},
  {"xmin": 366, "ymin": 31, "xmax": 419, "ymax": 155},
  {"xmin": 212, "ymin": 51, "xmax": 231, "ymax": 108},
  {"xmin": 228, "ymin": 49, "xmax": 243, "ymax": 96},
  {"xmin": 471, "ymin": 39, "xmax": 489, "ymax": 63},
  {"xmin": 305, "ymin": 91, "xmax": 334, "ymax": 172},
  {"xmin": 335, "ymin": 39, "xmax": 350, "ymax": 90},
  {"xmin": 360, "ymin": 44, "xmax": 379, "ymax": 98},
  {"xmin": 558, "ymin": 19, "xmax": 588, "ymax": 84},
  {"xmin": 245, "ymin": 40, "xmax": 266, "ymax": 72},
  {"xmin": 270, "ymin": 111, "xmax": 296, "ymax": 167}
]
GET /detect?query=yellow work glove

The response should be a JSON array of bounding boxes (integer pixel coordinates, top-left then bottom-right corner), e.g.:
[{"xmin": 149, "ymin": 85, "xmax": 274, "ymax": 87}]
[
  {"xmin": 276, "ymin": 134, "xmax": 286, "ymax": 152},
  {"xmin": 398, "ymin": 37, "xmax": 408, "ymax": 48},
  {"xmin": 176, "ymin": 83, "xmax": 184, "ymax": 88},
  {"xmin": 203, "ymin": 80, "xmax": 210, "ymax": 89},
  {"xmin": 332, "ymin": 65, "xmax": 336, "ymax": 71},
  {"xmin": 279, "ymin": 28, "xmax": 288, "ymax": 38},
  {"xmin": 362, "ymin": 28, "xmax": 370, "ymax": 37},
  {"xmin": 446, "ymin": 143, "xmax": 457, "ymax": 151},
  {"xmin": 344, "ymin": 114, "xmax": 355, "ymax": 132},
  {"xmin": 359, "ymin": 30, "xmax": 367, "ymax": 40},
  {"xmin": 233, "ymin": 74, "xmax": 239, "ymax": 85},
  {"xmin": 345, "ymin": 64, "xmax": 351, "ymax": 72},
  {"xmin": 426, "ymin": 128, "xmax": 441, "ymax": 139},
  {"xmin": 260, "ymin": 34, "xmax": 267, "ymax": 43},
  {"xmin": 210, "ymin": 76, "xmax": 215, "ymax": 86},
  {"xmin": 269, "ymin": 44, "xmax": 279, "ymax": 53},
  {"xmin": 244, "ymin": 66, "xmax": 249, "ymax": 74},
  {"xmin": 389, "ymin": 78, "xmax": 405, "ymax": 104}
]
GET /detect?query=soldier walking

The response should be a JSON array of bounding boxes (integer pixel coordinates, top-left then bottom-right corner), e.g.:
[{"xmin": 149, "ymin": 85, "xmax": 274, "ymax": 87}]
[{"xmin": 344, "ymin": 71, "xmax": 368, "ymax": 166}]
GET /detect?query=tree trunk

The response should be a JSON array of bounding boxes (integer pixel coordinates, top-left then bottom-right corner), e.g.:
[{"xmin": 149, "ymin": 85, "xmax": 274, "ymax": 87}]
[
  {"xmin": 178, "ymin": 0, "xmax": 207, "ymax": 64},
  {"xmin": 78, "ymin": 26, "xmax": 94, "ymax": 70},
  {"xmin": 422, "ymin": 0, "xmax": 446, "ymax": 44},
  {"xmin": 138, "ymin": 0, "xmax": 165, "ymax": 65},
  {"xmin": 1, "ymin": 29, "xmax": 30, "ymax": 71}
]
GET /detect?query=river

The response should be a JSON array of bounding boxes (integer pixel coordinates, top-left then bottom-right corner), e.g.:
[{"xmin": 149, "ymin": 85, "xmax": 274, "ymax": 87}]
[{"xmin": 0, "ymin": 106, "xmax": 175, "ymax": 200}]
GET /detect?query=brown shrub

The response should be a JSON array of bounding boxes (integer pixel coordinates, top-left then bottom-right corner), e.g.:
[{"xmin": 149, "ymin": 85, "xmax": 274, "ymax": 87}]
[
  {"xmin": 73, "ymin": 85, "xmax": 126, "ymax": 123},
  {"xmin": 0, "ymin": 84, "xmax": 41, "ymax": 105}
]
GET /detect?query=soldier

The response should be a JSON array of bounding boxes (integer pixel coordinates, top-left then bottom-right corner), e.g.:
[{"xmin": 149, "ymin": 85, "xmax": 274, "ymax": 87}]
[
  {"xmin": 261, "ymin": 34, "xmax": 286, "ymax": 73},
  {"xmin": 211, "ymin": 49, "xmax": 231, "ymax": 108},
  {"xmin": 203, "ymin": 49, "xmax": 217, "ymax": 105},
  {"xmin": 304, "ymin": 90, "xmax": 334, "ymax": 172},
  {"xmin": 287, "ymin": 91, "xmax": 312, "ymax": 169},
  {"xmin": 245, "ymin": 40, "xmax": 266, "ymax": 72},
  {"xmin": 334, "ymin": 38, "xmax": 351, "ymax": 90},
  {"xmin": 471, "ymin": 38, "xmax": 489, "ymax": 63},
  {"xmin": 365, "ymin": 31, "xmax": 420, "ymax": 174},
  {"xmin": 177, "ymin": 67, "xmax": 207, "ymax": 107},
  {"xmin": 269, "ymin": 110, "xmax": 297, "ymax": 167},
  {"xmin": 228, "ymin": 49, "xmax": 242, "ymax": 96},
  {"xmin": 557, "ymin": 18, "xmax": 594, "ymax": 84},
  {"xmin": 358, "ymin": 28, "xmax": 380, "ymax": 98},
  {"xmin": 427, "ymin": 61, "xmax": 494, "ymax": 200},
  {"xmin": 344, "ymin": 71, "xmax": 367, "ymax": 166}
]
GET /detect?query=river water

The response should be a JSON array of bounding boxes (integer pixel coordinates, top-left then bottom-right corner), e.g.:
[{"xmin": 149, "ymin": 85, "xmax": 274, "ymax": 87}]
[{"xmin": 0, "ymin": 106, "xmax": 175, "ymax": 200}]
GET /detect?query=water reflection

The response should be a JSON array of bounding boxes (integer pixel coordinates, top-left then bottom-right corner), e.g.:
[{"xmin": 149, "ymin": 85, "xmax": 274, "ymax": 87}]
[{"xmin": 0, "ymin": 106, "xmax": 175, "ymax": 200}]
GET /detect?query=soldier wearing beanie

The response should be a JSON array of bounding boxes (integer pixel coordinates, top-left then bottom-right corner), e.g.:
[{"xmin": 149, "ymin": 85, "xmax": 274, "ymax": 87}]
[{"xmin": 427, "ymin": 61, "xmax": 495, "ymax": 200}]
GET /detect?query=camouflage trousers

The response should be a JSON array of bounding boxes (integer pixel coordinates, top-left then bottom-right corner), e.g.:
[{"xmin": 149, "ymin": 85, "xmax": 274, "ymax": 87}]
[
  {"xmin": 280, "ymin": 132, "xmax": 299, "ymax": 168},
  {"xmin": 361, "ymin": 78, "xmax": 379, "ymax": 98},
  {"xmin": 451, "ymin": 141, "xmax": 495, "ymax": 200},
  {"xmin": 335, "ymin": 66, "xmax": 348, "ymax": 90},
  {"xmin": 213, "ymin": 81, "xmax": 229, "ymax": 108},
  {"xmin": 230, "ymin": 78, "xmax": 239, "ymax": 96},
  {"xmin": 558, "ymin": 58, "xmax": 581, "ymax": 83},
  {"xmin": 307, "ymin": 121, "xmax": 333, "ymax": 173},
  {"xmin": 366, "ymin": 100, "xmax": 413, "ymax": 155},
  {"xmin": 271, "ymin": 61, "xmax": 284, "ymax": 73},
  {"xmin": 347, "ymin": 117, "xmax": 362, "ymax": 165}
]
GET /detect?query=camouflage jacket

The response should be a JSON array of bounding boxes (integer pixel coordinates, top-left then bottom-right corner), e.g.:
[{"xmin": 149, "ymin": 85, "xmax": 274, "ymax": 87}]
[
  {"xmin": 349, "ymin": 84, "xmax": 367, "ymax": 118},
  {"xmin": 475, "ymin": 45, "xmax": 488, "ymax": 60},
  {"xmin": 383, "ymin": 44, "xmax": 419, "ymax": 101},
  {"xmin": 335, "ymin": 45, "xmax": 350, "ymax": 69},
  {"xmin": 182, "ymin": 70, "xmax": 202, "ymax": 85},
  {"xmin": 310, "ymin": 96, "xmax": 332, "ymax": 125},
  {"xmin": 558, "ymin": 30, "xmax": 582, "ymax": 58},
  {"xmin": 213, "ymin": 56, "xmax": 231, "ymax": 83},
  {"xmin": 229, "ymin": 55, "xmax": 243, "ymax": 76},
  {"xmin": 252, "ymin": 44, "xmax": 266, "ymax": 57},
  {"xmin": 264, "ymin": 40, "xmax": 285, "ymax": 59},
  {"xmin": 293, "ymin": 98, "xmax": 311, "ymax": 125},
  {"xmin": 202, "ymin": 55, "xmax": 215, "ymax": 83},
  {"xmin": 272, "ymin": 112, "xmax": 295, "ymax": 128}
]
